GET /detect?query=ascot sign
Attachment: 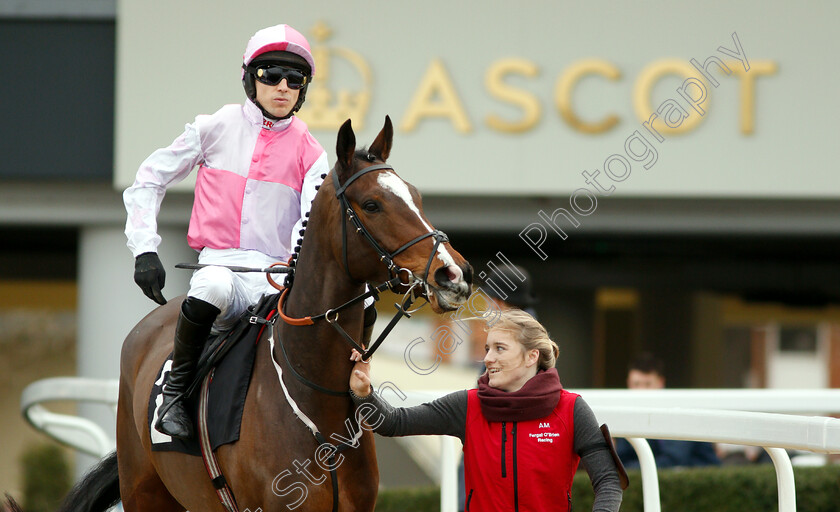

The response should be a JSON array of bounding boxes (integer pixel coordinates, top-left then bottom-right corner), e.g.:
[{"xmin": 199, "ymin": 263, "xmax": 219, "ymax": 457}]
[{"xmin": 298, "ymin": 22, "xmax": 777, "ymax": 136}]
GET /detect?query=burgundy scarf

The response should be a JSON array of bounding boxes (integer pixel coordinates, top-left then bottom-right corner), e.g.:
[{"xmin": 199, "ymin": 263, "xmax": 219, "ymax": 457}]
[{"xmin": 477, "ymin": 368, "xmax": 564, "ymax": 422}]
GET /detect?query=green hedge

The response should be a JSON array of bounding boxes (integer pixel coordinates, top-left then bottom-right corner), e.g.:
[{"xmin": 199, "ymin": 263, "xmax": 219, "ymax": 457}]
[
  {"xmin": 375, "ymin": 486, "xmax": 440, "ymax": 512},
  {"xmin": 374, "ymin": 464, "xmax": 840, "ymax": 512},
  {"xmin": 19, "ymin": 443, "xmax": 71, "ymax": 512},
  {"xmin": 572, "ymin": 464, "xmax": 840, "ymax": 511}
]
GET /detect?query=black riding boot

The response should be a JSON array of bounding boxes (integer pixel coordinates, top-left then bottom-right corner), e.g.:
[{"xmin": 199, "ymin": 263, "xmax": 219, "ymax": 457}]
[
  {"xmin": 361, "ymin": 305, "xmax": 377, "ymax": 349},
  {"xmin": 155, "ymin": 297, "xmax": 220, "ymax": 440}
]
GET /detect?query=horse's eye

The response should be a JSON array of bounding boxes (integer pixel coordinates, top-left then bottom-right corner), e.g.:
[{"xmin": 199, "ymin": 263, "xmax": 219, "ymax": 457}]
[{"xmin": 362, "ymin": 201, "xmax": 380, "ymax": 213}]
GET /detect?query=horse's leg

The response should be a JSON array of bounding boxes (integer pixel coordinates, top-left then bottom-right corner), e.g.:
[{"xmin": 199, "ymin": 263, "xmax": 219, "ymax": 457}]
[
  {"xmin": 118, "ymin": 299, "xmax": 224, "ymax": 512},
  {"xmin": 117, "ymin": 375, "xmax": 185, "ymax": 512},
  {"xmin": 133, "ymin": 354, "xmax": 224, "ymax": 511}
]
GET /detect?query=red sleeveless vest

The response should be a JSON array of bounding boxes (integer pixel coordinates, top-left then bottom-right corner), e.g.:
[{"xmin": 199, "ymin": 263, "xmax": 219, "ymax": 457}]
[{"xmin": 463, "ymin": 389, "xmax": 580, "ymax": 512}]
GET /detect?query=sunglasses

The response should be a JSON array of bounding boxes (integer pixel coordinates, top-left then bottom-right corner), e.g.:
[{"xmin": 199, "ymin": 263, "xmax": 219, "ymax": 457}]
[{"xmin": 246, "ymin": 64, "xmax": 309, "ymax": 89}]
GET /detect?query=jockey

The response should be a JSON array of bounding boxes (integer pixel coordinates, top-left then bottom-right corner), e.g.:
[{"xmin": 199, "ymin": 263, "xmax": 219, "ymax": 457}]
[{"xmin": 123, "ymin": 24, "xmax": 373, "ymax": 441}]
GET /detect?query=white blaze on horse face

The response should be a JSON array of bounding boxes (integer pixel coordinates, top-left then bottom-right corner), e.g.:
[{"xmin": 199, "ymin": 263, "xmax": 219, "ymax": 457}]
[{"xmin": 376, "ymin": 172, "xmax": 461, "ymax": 280}]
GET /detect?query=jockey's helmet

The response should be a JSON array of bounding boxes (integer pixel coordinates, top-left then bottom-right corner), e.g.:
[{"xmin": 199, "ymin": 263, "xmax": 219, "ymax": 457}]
[{"xmin": 242, "ymin": 24, "xmax": 315, "ymax": 120}]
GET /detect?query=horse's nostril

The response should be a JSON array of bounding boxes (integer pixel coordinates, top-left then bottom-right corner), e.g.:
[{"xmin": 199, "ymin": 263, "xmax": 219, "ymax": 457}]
[
  {"xmin": 446, "ymin": 265, "xmax": 462, "ymax": 283},
  {"xmin": 435, "ymin": 265, "xmax": 462, "ymax": 286}
]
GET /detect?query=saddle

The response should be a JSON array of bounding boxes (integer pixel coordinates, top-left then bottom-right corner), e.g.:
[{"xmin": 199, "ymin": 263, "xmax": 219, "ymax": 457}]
[{"xmin": 148, "ymin": 293, "xmax": 280, "ymax": 455}]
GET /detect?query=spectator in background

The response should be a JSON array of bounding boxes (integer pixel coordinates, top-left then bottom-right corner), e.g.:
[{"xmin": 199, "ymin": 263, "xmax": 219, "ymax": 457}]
[{"xmin": 615, "ymin": 352, "xmax": 721, "ymax": 469}]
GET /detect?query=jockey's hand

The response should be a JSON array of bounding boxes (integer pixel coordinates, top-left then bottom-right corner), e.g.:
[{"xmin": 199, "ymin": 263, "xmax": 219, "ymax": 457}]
[
  {"xmin": 134, "ymin": 252, "xmax": 167, "ymax": 305},
  {"xmin": 349, "ymin": 349, "xmax": 372, "ymax": 397}
]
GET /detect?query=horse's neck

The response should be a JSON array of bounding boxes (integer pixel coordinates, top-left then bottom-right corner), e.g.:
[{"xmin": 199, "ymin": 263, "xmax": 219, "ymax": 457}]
[
  {"xmin": 279, "ymin": 230, "xmax": 366, "ymax": 377},
  {"xmin": 285, "ymin": 232, "xmax": 366, "ymax": 323}
]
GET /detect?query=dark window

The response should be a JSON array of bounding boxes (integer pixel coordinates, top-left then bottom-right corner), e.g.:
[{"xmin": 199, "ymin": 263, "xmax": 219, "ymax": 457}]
[
  {"xmin": 0, "ymin": 20, "xmax": 114, "ymax": 181},
  {"xmin": 779, "ymin": 326, "xmax": 818, "ymax": 353}
]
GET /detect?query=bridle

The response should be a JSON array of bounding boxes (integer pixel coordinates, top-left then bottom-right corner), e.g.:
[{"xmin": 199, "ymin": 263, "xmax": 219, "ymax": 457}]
[
  {"xmin": 333, "ymin": 163, "xmax": 448, "ymax": 287},
  {"xmin": 277, "ymin": 161, "xmax": 450, "ymax": 365}
]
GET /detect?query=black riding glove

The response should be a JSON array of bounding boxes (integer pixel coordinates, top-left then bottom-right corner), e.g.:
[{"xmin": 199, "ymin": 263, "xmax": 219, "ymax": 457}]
[{"xmin": 134, "ymin": 252, "xmax": 167, "ymax": 305}]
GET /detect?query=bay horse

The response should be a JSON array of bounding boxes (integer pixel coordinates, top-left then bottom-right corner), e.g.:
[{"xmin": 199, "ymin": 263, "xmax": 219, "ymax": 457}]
[{"xmin": 16, "ymin": 116, "xmax": 472, "ymax": 512}]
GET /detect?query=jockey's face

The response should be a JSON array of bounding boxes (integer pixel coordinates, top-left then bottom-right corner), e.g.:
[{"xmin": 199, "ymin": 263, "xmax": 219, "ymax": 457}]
[{"xmin": 255, "ymin": 78, "xmax": 300, "ymax": 119}]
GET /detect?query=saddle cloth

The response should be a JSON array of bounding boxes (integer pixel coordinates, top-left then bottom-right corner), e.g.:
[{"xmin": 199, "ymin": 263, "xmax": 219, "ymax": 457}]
[{"xmin": 147, "ymin": 294, "xmax": 279, "ymax": 455}]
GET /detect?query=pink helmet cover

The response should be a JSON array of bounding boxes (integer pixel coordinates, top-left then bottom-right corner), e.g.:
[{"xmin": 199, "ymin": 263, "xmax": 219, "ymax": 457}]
[{"xmin": 243, "ymin": 24, "xmax": 315, "ymax": 77}]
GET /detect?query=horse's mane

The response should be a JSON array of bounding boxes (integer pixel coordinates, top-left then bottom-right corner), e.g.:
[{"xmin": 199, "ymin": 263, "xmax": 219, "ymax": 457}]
[{"xmin": 285, "ymin": 150, "xmax": 376, "ymax": 289}]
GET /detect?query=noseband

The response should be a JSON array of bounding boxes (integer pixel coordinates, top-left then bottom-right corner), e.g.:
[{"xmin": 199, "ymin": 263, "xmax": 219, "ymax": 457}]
[{"xmin": 278, "ymin": 162, "xmax": 450, "ymax": 363}]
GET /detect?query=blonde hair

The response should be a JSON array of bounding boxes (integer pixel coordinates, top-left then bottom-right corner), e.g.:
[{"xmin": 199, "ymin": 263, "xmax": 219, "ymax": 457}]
[{"xmin": 487, "ymin": 308, "xmax": 559, "ymax": 371}]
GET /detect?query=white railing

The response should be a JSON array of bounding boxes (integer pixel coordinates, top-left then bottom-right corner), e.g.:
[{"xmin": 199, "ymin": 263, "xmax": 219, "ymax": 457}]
[
  {"xmin": 395, "ymin": 389, "xmax": 840, "ymax": 512},
  {"xmin": 573, "ymin": 388, "xmax": 840, "ymax": 415},
  {"xmin": 21, "ymin": 379, "xmax": 840, "ymax": 512},
  {"xmin": 20, "ymin": 377, "xmax": 119, "ymax": 458},
  {"xmin": 577, "ymin": 389, "xmax": 840, "ymax": 512},
  {"xmin": 594, "ymin": 406, "xmax": 840, "ymax": 512},
  {"xmin": 20, "ymin": 377, "xmax": 122, "ymax": 512}
]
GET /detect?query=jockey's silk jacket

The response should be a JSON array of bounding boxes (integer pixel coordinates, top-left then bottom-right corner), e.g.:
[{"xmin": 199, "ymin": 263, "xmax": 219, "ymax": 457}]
[{"xmin": 124, "ymin": 100, "xmax": 328, "ymax": 261}]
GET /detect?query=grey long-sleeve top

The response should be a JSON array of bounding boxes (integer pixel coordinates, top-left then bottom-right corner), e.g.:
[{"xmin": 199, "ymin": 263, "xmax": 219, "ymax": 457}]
[{"xmin": 352, "ymin": 389, "xmax": 622, "ymax": 512}]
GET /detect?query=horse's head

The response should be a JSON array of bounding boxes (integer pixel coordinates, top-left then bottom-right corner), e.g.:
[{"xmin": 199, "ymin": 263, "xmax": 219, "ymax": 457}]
[{"xmin": 322, "ymin": 116, "xmax": 472, "ymax": 312}]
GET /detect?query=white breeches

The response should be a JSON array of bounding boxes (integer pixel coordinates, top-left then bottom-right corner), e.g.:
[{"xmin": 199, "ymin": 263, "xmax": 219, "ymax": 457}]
[
  {"xmin": 187, "ymin": 247, "xmax": 374, "ymax": 331},
  {"xmin": 188, "ymin": 248, "xmax": 285, "ymax": 331}
]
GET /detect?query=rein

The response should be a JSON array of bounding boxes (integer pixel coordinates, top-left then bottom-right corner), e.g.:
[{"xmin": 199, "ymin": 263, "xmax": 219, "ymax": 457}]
[{"xmin": 276, "ymin": 274, "xmax": 418, "ymax": 361}]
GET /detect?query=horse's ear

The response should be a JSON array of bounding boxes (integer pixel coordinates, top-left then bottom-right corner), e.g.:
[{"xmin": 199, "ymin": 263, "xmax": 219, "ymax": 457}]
[
  {"xmin": 336, "ymin": 118, "xmax": 356, "ymax": 176},
  {"xmin": 368, "ymin": 115, "xmax": 393, "ymax": 162}
]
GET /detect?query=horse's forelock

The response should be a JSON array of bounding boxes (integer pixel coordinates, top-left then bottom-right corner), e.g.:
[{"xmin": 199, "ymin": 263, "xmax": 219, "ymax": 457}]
[{"xmin": 353, "ymin": 147, "xmax": 379, "ymax": 163}]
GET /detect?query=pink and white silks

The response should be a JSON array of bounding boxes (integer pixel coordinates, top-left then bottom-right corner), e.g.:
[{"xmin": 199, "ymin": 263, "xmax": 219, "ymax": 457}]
[{"xmin": 124, "ymin": 99, "xmax": 328, "ymax": 326}]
